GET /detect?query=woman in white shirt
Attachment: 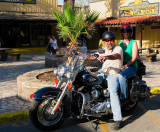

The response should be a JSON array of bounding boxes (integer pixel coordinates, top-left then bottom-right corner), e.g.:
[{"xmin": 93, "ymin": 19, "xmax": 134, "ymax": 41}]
[
  {"xmin": 47, "ymin": 36, "xmax": 58, "ymax": 54},
  {"xmin": 51, "ymin": 36, "xmax": 58, "ymax": 53}
]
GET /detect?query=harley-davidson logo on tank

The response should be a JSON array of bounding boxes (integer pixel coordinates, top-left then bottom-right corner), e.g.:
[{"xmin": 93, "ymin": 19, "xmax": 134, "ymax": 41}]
[{"xmin": 120, "ymin": 0, "xmax": 159, "ymax": 17}]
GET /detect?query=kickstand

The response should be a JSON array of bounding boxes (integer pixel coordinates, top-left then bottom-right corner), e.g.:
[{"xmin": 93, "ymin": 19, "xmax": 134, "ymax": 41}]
[{"xmin": 86, "ymin": 116, "xmax": 98, "ymax": 131}]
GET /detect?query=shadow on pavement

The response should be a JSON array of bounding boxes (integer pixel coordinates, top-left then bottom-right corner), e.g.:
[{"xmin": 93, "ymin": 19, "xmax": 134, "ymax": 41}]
[
  {"xmin": 0, "ymin": 118, "xmax": 95, "ymax": 132},
  {"xmin": 122, "ymin": 94, "xmax": 160, "ymax": 127}
]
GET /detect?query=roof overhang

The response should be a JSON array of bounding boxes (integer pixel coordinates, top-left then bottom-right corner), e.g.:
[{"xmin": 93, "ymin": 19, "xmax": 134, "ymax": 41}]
[
  {"xmin": 95, "ymin": 15, "xmax": 160, "ymax": 27},
  {"xmin": 0, "ymin": 11, "xmax": 57, "ymax": 22}
]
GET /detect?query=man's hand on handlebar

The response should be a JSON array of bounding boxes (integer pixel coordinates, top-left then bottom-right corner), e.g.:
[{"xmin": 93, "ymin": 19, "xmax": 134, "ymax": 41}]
[
  {"xmin": 88, "ymin": 54, "xmax": 99, "ymax": 60},
  {"xmin": 97, "ymin": 56, "xmax": 108, "ymax": 62},
  {"xmin": 87, "ymin": 53, "xmax": 108, "ymax": 62}
]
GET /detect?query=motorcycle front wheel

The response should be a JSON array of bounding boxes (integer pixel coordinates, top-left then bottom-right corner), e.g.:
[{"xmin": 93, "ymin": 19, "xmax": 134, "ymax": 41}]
[{"xmin": 29, "ymin": 97, "xmax": 66, "ymax": 131}]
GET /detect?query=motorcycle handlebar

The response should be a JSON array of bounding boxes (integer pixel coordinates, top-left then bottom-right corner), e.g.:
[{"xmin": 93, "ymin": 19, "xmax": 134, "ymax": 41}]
[{"xmin": 92, "ymin": 54, "xmax": 99, "ymax": 59}]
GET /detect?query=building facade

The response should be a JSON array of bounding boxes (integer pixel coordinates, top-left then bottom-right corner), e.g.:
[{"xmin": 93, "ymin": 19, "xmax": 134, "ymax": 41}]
[
  {"xmin": 89, "ymin": 0, "xmax": 160, "ymax": 49},
  {"xmin": 0, "ymin": 0, "xmax": 63, "ymax": 48}
]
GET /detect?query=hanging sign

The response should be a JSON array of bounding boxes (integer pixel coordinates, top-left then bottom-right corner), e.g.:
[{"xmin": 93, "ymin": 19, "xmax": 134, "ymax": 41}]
[
  {"xmin": 120, "ymin": 1, "xmax": 159, "ymax": 17},
  {"xmin": 0, "ymin": 0, "xmax": 36, "ymax": 4}
]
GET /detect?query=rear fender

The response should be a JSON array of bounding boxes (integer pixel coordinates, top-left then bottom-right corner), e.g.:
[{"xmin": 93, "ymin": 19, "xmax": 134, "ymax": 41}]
[{"xmin": 31, "ymin": 87, "xmax": 61, "ymax": 101}]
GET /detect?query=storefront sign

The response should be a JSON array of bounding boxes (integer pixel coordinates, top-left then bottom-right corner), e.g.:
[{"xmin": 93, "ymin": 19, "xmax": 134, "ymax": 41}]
[
  {"xmin": 0, "ymin": 0, "xmax": 36, "ymax": 4},
  {"xmin": 120, "ymin": 1, "xmax": 159, "ymax": 17}
]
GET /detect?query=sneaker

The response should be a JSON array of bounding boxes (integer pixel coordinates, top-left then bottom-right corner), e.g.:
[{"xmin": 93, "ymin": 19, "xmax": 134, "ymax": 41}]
[{"xmin": 111, "ymin": 121, "xmax": 122, "ymax": 130}]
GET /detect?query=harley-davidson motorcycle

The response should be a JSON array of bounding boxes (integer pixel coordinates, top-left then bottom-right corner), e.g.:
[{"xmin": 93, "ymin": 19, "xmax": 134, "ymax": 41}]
[{"xmin": 29, "ymin": 42, "xmax": 150, "ymax": 131}]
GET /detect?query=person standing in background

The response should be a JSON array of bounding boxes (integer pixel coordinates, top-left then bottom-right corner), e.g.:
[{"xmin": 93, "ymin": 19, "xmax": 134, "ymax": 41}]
[
  {"xmin": 51, "ymin": 36, "xmax": 58, "ymax": 54},
  {"xmin": 47, "ymin": 35, "xmax": 58, "ymax": 55},
  {"xmin": 0, "ymin": 37, "xmax": 4, "ymax": 48}
]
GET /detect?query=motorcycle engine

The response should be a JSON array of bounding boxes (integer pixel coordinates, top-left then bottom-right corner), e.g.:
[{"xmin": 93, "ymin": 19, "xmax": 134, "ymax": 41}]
[
  {"xmin": 91, "ymin": 85, "xmax": 102, "ymax": 100},
  {"xmin": 91, "ymin": 89, "xmax": 100, "ymax": 99},
  {"xmin": 91, "ymin": 85, "xmax": 110, "ymax": 99},
  {"xmin": 89, "ymin": 86, "xmax": 111, "ymax": 113}
]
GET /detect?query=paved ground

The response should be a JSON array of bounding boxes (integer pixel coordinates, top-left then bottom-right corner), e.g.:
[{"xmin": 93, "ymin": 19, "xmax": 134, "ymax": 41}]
[
  {"xmin": 0, "ymin": 53, "xmax": 160, "ymax": 114},
  {"xmin": 0, "ymin": 54, "xmax": 45, "ymax": 113}
]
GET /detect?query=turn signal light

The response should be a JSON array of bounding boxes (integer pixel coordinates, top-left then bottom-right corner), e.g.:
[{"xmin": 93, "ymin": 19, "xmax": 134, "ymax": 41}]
[
  {"xmin": 68, "ymin": 83, "xmax": 72, "ymax": 89},
  {"xmin": 30, "ymin": 94, "xmax": 35, "ymax": 98},
  {"xmin": 55, "ymin": 79, "xmax": 58, "ymax": 84}
]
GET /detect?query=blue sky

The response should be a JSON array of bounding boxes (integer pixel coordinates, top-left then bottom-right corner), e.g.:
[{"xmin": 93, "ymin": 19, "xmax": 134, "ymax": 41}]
[{"xmin": 58, "ymin": 0, "xmax": 63, "ymax": 5}]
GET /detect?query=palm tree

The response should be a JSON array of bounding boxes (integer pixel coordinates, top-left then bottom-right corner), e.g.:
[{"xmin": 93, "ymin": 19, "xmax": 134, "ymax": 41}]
[{"xmin": 52, "ymin": 4, "xmax": 99, "ymax": 51}]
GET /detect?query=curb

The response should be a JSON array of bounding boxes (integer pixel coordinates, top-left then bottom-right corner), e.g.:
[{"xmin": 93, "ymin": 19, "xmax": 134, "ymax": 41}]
[{"xmin": 0, "ymin": 110, "xmax": 29, "ymax": 124}]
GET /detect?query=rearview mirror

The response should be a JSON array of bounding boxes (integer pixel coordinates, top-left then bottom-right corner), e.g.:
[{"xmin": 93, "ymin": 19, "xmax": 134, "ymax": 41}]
[{"xmin": 98, "ymin": 48, "xmax": 105, "ymax": 54}]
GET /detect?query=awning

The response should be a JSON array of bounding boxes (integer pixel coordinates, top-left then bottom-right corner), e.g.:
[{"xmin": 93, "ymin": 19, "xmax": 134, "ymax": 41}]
[
  {"xmin": 95, "ymin": 15, "xmax": 160, "ymax": 27},
  {"xmin": 0, "ymin": 11, "xmax": 57, "ymax": 22}
]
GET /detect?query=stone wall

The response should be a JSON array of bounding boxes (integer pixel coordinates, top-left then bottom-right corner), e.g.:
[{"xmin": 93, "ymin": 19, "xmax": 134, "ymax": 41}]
[{"xmin": 17, "ymin": 68, "xmax": 56, "ymax": 102}]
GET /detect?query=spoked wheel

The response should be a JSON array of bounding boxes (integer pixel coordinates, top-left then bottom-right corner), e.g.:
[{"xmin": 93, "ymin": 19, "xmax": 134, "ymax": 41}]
[{"xmin": 29, "ymin": 97, "xmax": 66, "ymax": 131}]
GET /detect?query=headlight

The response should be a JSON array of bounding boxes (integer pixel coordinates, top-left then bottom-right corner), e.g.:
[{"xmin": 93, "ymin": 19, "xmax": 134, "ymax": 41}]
[
  {"xmin": 66, "ymin": 71, "xmax": 73, "ymax": 78},
  {"xmin": 58, "ymin": 64, "xmax": 67, "ymax": 77}
]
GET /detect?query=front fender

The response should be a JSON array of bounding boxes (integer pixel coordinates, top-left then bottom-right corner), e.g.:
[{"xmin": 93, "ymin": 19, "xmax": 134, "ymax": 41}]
[
  {"xmin": 31, "ymin": 87, "xmax": 72, "ymax": 117},
  {"xmin": 31, "ymin": 87, "xmax": 61, "ymax": 101}
]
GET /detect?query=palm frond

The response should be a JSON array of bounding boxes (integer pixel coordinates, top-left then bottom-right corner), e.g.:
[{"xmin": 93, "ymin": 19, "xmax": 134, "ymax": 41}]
[
  {"xmin": 63, "ymin": 4, "xmax": 76, "ymax": 26},
  {"xmin": 57, "ymin": 24, "xmax": 70, "ymax": 38},
  {"xmin": 85, "ymin": 10, "xmax": 100, "ymax": 24},
  {"xmin": 52, "ymin": 10, "xmax": 64, "ymax": 25}
]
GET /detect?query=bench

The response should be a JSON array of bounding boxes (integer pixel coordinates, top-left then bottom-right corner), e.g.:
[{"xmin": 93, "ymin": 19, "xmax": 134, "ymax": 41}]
[
  {"xmin": 0, "ymin": 52, "xmax": 8, "ymax": 61},
  {"xmin": 11, "ymin": 53, "xmax": 21, "ymax": 61},
  {"xmin": 150, "ymin": 48, "xmax": 159, "ymax": 54},
  {"xmin": 145, "ymin": 53, "xmax": 157, "ymax": 62}
]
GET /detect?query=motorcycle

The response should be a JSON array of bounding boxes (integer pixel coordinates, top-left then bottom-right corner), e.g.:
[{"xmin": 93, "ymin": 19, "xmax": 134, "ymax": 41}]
[{"xmin": 29, "ymin": 42, "xmax": 151, "ymax": 131}]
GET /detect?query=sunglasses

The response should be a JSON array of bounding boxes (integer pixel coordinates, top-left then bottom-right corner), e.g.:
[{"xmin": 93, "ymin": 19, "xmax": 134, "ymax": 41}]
[
  {"xmin": 121, "ymin": 28, "xmax": 132, "ymax": 33},
  {"xmin": 103, "ymin": 39, "xmax": 113, "ymax": 42}
]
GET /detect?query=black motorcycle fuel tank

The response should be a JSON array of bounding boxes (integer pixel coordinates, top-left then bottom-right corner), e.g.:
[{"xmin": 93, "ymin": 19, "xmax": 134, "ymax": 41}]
[{"xmin": 82, "ymin": 74, "xmax": 102, "ymax": 86}]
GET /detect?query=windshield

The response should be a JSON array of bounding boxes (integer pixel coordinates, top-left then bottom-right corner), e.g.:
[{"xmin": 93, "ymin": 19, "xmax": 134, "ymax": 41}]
[{"xmin": 64, "ymin": 40, "xmax": 87, "ymax": 78}]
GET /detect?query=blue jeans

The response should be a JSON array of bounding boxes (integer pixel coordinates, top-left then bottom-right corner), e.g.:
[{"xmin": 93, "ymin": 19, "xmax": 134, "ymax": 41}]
[
  {"xmin": 98, "ymin": 74, "xmax": 122, "ymax": 121},
  {"xmin": 119, "ymin": 65, "xmax": 137, "ymax": 99}
]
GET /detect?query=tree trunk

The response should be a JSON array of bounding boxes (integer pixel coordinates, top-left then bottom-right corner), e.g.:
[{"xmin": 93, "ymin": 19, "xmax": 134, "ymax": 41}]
[
  {"xmin": 64, "ymin": 0, "xmax": 75, "ymax": 9},
  {"xmin": 64, "ymin": 0, "xmax": 75, "ymax": 4}
]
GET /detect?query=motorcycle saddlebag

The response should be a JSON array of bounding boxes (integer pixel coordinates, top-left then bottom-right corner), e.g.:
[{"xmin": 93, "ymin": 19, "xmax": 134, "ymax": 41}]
[
  {"xmin": 130, "ymin": 79, "xmax": 151, "ymax": 102},
  {"xmin": 137, "ymin": 59, "xmax": 146, "ymax": 76}
]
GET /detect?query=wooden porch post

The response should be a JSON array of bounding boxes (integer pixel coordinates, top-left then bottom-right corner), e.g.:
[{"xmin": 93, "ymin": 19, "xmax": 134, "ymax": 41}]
[
  {"xmin": 139, "ymin": 25, "xmax": 142, "ymax": 48},
  {"xmin": 108, "ymin": 27, "xmax": 111, "ymax": 31}
]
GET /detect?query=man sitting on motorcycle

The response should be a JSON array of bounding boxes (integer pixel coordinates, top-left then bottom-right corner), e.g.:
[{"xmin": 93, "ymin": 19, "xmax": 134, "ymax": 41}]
[{"xmin": 89, "ymin": 31, "xmax": 123, "ymax": 130}]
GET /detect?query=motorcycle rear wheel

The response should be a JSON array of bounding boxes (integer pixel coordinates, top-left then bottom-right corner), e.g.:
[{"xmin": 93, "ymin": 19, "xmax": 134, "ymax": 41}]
[
  {"xmin": 122, "ymin": 100, "xmax": 138, "ymax": 114},
  {"xmin": 29, "ymin": 97, "xmax": 66, "ymax": 131}
]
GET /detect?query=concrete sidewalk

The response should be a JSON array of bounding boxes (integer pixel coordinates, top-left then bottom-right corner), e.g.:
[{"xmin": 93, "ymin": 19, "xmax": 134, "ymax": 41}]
[{"xmin": 0, "ymin": 53, "xmax": 160, "ymax": 124}]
